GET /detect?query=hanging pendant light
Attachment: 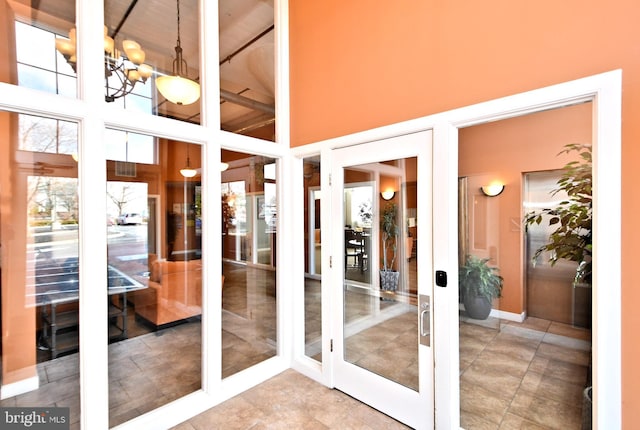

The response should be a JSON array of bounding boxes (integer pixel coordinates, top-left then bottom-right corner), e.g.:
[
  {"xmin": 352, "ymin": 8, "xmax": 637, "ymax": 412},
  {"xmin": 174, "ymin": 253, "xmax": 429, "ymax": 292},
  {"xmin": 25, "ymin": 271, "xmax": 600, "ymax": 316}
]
[
  {"xmin": 180, "ymin": 145, "xmax": 198, "ymax": 178},
  {"xmin": 156, "ymin": 0, "xmax": 201, "ymax": 105},
  {"xmin": 180, "ymin": 161, "xmax": 197, "ymax": 178}
]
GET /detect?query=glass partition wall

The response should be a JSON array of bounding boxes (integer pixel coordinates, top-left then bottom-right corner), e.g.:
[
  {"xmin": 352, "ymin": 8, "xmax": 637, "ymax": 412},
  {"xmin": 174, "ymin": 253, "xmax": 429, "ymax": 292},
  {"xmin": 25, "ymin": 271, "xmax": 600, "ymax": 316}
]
[
  {"xmin": 302, "ymin": 155, "xmax": 321, "ymax": 361},
  {"xmin": 0, "ymin": 0, "xmax": 283, "ymax": 427},
  {"xmin": 0, "ymin": 111, "xmax": 81, "ymax": 426},
  {"xmin": 221, "ymin": 150, "xmax": 278, "ymax": 377},
  {"xmin": 106, "ymin": 136, "xmax": 203, "ymax": 426}
]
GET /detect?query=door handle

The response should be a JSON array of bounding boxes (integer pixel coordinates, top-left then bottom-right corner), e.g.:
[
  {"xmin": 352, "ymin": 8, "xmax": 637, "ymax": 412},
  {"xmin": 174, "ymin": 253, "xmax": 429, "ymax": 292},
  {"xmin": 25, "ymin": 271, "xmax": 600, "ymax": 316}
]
[
  {"xmin": 420, "ymin": 308, "xmax": 429, "ymax": 337},
  {"xmin": 418, "ymin": 295, "xmax": 430, "ymax": 346}
]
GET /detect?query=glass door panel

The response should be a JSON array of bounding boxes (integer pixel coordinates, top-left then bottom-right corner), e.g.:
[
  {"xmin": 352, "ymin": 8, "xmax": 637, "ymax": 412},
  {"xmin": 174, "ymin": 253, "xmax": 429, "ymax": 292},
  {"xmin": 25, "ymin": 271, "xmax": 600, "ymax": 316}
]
[{"xmin": 331, "ymin": 131, "xmax": 433, "ymax": 429}]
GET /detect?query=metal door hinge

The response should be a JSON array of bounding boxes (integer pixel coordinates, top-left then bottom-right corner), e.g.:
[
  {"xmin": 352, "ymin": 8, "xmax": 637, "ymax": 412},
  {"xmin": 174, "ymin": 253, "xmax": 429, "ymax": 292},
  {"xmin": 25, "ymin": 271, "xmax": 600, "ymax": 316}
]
[
  {"xmin": 330, "ymin": 339, "xmax": 334, "ymax": 352},
  {"xmin": 329, "ymin": 256, "xmax": 332, "ymax": 268}
]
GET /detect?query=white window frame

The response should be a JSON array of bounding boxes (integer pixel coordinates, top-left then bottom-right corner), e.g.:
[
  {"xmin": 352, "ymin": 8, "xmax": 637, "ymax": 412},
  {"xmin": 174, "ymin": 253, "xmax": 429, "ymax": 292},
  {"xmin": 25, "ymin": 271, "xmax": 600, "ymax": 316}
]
[{"xmin": 0, "ymin": 1, "xmax": 291, "ymax": 429}]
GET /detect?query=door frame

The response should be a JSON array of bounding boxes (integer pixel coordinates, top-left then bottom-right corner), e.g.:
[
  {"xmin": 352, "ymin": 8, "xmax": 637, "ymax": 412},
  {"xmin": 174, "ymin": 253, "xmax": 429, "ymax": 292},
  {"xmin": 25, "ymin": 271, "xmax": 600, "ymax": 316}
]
[
  {"xmin": 433, "ymin": 70, "xmax": 621, "ymax": 429},
  {"xmin": 292, "ymin": 69, "xmax": 621, "ymax": 429}
]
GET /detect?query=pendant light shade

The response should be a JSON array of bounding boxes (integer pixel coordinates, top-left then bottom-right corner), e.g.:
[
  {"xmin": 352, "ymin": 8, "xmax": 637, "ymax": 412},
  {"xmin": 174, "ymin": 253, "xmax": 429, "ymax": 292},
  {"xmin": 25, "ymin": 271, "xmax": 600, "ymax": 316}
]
[
  {"xmin": 156, "ymin": 0, "xmax": 200, "ymax": 105},
  {"xmin": 156, "ymin": 74, "xmax": 200, "ymax": 105},
  {"xmin": 180, "ymin": 165, "xmax": 198, "ymax": 178},
  {"xmin": 180, "ymin": 155, "xmax": 198, "ymax": 178}
]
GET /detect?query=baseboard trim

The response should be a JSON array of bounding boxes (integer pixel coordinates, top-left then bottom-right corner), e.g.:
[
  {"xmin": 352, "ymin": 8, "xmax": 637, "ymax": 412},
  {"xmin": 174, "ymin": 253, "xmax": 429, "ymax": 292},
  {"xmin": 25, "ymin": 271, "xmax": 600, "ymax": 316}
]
[
  {"xmin": 459, "ymin": 303, "xmax": 526, "ymax": 323},
  {"xmin": 1, "ymin": 375, "xmax": 39, "ymax": 400},
  {"xmin": 490, "ymin": 308, "xmax": 526, "ymax": 322}
]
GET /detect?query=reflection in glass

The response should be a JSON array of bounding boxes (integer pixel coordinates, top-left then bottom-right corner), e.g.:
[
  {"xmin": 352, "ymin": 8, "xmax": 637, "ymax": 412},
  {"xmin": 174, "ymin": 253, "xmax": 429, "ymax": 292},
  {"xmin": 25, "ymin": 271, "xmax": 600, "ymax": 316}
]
[
  {"xmin": 106, "ymin": 137, "xmax": 203, "ymax": 427},
  {"xmin": 219, "ymin": 0, "xmax": 275, "ymax": 141},
  {"xmin": 342, "ymin": 157, "xmax": 419, "ymax": 391},
  {"xmin": 221, "ymin": 150, "xmax": 277, "ymax": 377},
  {"xmin": 302, "ymin": 156, "xmax": 321, "ymax": 361},
  {"xmin": 0, "ymin": 111, "xmax": 81, "ymax": 427},
  {"xmin": 3, "ymin": 1, "xmax": 203, "ymax": 122},
  {"xmin": 103, "ymin": 0, "xmax": 202, "ymax": 122},
  {"xmin": 525, "ymin": 171, "xmax": 584, "ymax": 326},
  {"xmin": 13, "ymin": 20, "xmax": 78, "ymax": 98}
]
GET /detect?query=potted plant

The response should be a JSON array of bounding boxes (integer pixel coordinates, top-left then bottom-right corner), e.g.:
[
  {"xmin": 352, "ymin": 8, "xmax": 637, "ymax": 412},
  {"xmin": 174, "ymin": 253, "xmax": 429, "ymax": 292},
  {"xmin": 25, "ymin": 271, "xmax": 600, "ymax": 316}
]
[
  {"xmin": 459, "ymin": 255, "xmax": 503, "ymax": 320},
  {"xmin": 380, "ymin": 202, "xmax": 400, "ymax": 291}
]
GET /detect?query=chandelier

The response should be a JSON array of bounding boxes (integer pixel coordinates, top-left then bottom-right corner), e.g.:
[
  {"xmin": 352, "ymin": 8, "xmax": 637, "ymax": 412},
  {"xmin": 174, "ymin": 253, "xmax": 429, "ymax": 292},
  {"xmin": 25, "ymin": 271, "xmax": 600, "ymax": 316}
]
[
  {"xmin": 56, "ymin": 26, "xmax": 153, "ymax": 102},
  {"xmin": 155, "ymin": 0, "xmax": 201, "ymax": 106}
]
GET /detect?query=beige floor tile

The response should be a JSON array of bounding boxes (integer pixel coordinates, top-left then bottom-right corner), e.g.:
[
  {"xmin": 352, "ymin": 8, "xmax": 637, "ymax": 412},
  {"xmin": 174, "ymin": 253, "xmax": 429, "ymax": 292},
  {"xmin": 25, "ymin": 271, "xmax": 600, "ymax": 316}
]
[
  {"xmin": 460, "ymin": 382, "xmax": 512, "ymax": 425},
  {"xmin": 461, "ymin": 362, "xmax": 523, "ymax": 401},
  {"xmin": 548, "ymin": 321, "xmax": 591, "ymax": 341},
  {"xmin": 519, "ymin": 371, "xmax": 584, "ymax": 406},
  {"xmin": 508, "ymin": 391, "xmax": 582, "ymax": 429},
  {"xmin": 498, "ymin": 412, "xmax": 549, "ymax": 429},
  {"xmin": 535, "ymin": 342, "xmax": 590, "ymax": 366},
  {"xmin": 460, "ymin": 412, "xmax": 500, "ymax": 430},
  {"xmin": 526, "ymin": 356, "xmax": 589, "ymax": 387},
  {"xmin": 472, "ymin": 349, "xmax": 533, "ymax": 379}
]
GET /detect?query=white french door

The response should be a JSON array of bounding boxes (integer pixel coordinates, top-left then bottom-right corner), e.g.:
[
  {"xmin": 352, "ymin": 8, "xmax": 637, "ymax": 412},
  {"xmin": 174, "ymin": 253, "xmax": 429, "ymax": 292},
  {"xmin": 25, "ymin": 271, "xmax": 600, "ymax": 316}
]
[{"xmin": 329, "ymin": 130, "xmax": 434, "ymax": 429}]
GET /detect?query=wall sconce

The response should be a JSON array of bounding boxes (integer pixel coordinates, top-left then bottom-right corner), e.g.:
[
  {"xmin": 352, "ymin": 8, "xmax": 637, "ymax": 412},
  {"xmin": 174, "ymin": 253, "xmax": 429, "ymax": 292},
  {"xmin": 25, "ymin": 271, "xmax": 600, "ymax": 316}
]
[
  {"xmin": 381, "ymin": 190, "xmax": 396, "ymax": 200},
  {"xmin": 480, "ymin": 184, "xmax": 505, "ymax": 197}
]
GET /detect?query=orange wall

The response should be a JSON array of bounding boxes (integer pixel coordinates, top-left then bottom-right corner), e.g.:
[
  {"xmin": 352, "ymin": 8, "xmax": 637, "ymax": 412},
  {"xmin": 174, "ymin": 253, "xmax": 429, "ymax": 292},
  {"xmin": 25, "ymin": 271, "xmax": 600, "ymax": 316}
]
[
  {"xmin": 459, "ymin": 103, "xmax": 592, "ymax": 315},
  {"xmin": 289, "ymin": 0, "xmax": 640, "ymax": 424}
]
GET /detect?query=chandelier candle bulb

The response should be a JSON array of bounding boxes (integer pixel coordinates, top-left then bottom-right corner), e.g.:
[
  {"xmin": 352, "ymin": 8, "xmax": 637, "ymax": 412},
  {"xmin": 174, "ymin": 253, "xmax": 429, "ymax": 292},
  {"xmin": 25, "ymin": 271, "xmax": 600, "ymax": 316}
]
[
  {"xmin": 104, "ymin": 36, "xmax": 115, "ymax": 56},
  {"xmin": 138, "ymin": 64, "xmax": 153, "ymax": 79},
  {"xmin": 126, "ymin": 69, "xmax": 141, "ymax": 83},
  {"xmin": 55, "ymin": 38, "xmax": 75, "ymax": 56},
  {"xmin": 123, "ymin": 40, "xmax": 145, "ymax": 64}
]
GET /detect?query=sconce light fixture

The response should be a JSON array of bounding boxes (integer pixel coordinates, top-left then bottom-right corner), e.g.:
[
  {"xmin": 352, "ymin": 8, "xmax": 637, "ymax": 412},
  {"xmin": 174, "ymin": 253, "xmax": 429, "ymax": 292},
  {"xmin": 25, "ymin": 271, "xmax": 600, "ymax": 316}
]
[
  {"xmin": 381, "ymin": 190, "xmax": 396, "ymax": 201},
  {"xmin": 480, "ymin": 184, "xmax": 505, "ymax": 197}
]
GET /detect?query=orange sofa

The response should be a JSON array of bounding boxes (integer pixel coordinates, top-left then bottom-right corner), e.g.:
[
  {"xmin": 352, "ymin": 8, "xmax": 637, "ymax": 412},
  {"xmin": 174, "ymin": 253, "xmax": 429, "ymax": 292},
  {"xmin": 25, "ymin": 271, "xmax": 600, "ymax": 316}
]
[{"xmin": 131, "ymin": 259, "xmax": 202, "ymax": 327}]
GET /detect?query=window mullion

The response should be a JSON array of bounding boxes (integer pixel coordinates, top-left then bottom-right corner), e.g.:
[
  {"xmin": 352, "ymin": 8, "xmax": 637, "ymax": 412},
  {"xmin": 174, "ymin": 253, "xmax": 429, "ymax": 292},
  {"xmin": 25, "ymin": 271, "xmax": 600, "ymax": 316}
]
[{"xmin": 76, "ymin": 1, "xmax": 109, "ymax": 429}]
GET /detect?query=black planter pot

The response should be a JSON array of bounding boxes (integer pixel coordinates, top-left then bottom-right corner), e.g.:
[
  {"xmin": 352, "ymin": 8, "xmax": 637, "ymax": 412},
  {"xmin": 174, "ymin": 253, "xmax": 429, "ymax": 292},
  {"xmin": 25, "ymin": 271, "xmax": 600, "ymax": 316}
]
[
  {"xmin": 380, "ymin": 270, "xmax": 399, "ymax": 291},
  {"xmin": 463, "ymin": 294, "xmax": 492, "ymax": 320}
]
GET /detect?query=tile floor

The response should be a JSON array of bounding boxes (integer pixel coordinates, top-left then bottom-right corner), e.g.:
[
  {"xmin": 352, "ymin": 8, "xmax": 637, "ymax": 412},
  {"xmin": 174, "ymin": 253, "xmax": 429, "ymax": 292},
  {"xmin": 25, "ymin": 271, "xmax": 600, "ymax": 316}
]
[
  {"xmin": 171, "ymin": 369, "xmax": 410, "ymax": 430},
  {"xmin": 3, "ymin": 260, "xmax": 591, "ymax": 430},
  {"xmin": 459, "ymin": 316, "xmax": 591, "ymax": 429}
]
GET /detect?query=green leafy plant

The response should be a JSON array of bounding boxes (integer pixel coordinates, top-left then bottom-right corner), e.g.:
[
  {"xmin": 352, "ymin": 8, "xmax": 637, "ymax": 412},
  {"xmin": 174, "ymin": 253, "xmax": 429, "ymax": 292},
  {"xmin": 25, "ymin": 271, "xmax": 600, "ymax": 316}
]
[
  {"xmin": 524, "ymin": 143, "xmax": 592, "ymax": 283},
  {"xmin": 459, "ymin": 255, "xmax": 503, "ymax": 301},
  {"xmin": 381, "ymin": 202, "xmax": 399, "ymax": 271}
]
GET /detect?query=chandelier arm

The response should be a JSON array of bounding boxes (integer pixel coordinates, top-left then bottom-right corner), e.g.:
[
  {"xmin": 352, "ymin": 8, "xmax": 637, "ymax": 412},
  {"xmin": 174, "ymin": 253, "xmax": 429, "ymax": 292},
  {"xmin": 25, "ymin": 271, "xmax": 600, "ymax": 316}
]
[{"xmin": 105, "ymin": 61, "xmax": 138, "ymax": 101}]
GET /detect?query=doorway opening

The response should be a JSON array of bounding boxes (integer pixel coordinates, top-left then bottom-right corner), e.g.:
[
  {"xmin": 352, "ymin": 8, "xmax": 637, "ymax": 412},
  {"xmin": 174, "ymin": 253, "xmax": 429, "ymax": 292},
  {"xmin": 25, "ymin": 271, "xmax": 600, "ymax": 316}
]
[{"xmin": 457, "ymin": 103, "xmax": 593, "ymax": 429}]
